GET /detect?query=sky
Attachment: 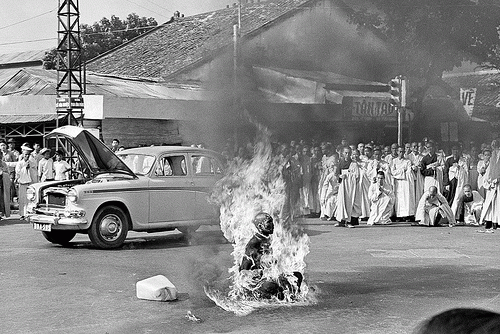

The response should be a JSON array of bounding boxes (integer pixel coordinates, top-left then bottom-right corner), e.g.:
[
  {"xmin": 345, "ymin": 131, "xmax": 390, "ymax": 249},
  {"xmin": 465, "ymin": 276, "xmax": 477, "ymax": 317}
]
[{"xmin": 0, "ymin": 0, "xmax": 231, "ymax": 54}]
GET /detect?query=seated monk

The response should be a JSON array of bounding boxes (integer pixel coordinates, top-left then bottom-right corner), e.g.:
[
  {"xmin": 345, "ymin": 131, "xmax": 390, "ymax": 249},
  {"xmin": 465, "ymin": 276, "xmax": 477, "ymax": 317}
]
[
  {"xmin": 415, "ymin": 186, "xmax": 456, "ymax": 227},
  {"xmin": 452, "ymin": 184, "xmax": 483, "ymax": 225}
]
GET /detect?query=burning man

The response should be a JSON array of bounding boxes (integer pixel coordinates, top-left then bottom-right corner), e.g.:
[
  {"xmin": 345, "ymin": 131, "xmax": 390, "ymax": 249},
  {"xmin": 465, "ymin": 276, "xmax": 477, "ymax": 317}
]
[
  {"xmin": 480, "ymin": 140, "xmax": 500, "ymax": 231},
  {"xmin": 390, "ymin": 146, "xmax": 415, "ymax": 220},
  {"xmin": 239, "ymin": 213, "xmax": 302, "ymax": 299},
  {"xmin": 415, "ymin": 186, "xmax": 455, "ymax": 227},
  {"xmin": 367, "ymin": 171, "xmax": 395, "ymax": 225}
]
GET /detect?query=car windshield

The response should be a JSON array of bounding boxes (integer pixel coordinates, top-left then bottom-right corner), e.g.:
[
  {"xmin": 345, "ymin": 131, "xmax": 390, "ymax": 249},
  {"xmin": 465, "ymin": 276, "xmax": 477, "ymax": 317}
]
[{"xmin": 117, "ymin": 153, "xmax": 156, "ymax": 175}]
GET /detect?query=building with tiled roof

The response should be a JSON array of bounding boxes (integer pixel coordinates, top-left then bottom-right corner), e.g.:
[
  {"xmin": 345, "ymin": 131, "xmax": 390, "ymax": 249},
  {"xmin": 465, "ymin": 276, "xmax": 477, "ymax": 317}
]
[
  {"xmin": 87, "ymin": 0, "xmax": 315, "ymax": 80},
  {"xmin": 443, "ymin": 70, "xmax": 500, "ymax": 134}
]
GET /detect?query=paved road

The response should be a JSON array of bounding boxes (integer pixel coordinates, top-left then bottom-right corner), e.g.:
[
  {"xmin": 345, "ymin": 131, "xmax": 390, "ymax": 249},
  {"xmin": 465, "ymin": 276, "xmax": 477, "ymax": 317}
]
[{"xmin": 1, "ymin": 217, "xmax": 500, "ymax": 334}]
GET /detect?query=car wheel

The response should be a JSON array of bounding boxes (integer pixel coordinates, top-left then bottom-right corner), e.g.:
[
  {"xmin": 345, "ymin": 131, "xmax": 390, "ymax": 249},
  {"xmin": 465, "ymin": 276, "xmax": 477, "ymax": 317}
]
[
  {"xmin": 42, "ymin": 230, "xmax": 76, "ymax": 246},
  {"xmin": 177, "ymin": 225, "xmax": 200, "ymax": 236},
  {"xmin": 88, "ymin": 206, "xmax": 129, "ymax": 249}
]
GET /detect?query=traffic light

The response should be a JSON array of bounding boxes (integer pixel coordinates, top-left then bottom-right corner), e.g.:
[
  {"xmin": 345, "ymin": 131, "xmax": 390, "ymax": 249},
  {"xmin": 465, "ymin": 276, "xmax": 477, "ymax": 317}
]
[{"xmin": 389, "ymin": 77, "xmax": 401, "ymax": 107}]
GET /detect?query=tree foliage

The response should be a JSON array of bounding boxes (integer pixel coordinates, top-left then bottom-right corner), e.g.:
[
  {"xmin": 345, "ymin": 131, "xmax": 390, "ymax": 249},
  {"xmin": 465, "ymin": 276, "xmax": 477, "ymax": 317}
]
[
  {"xmin": 43, "ymin": 13, "xmax": 157, "ymax": 69},
  {"xmin": 346, "ymin": 0, "xmax": 500, "ymax": 80}
]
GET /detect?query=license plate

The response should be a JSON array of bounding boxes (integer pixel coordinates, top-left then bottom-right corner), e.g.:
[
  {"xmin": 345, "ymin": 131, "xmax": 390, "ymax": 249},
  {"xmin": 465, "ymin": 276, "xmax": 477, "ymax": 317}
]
[{"xmin": 33, "ymin": 223, "xmax": 52, "ymax": 232}]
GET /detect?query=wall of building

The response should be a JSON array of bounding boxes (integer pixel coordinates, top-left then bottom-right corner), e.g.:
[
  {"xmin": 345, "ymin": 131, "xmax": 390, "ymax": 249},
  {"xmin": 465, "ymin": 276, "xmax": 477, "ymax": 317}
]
[{"xmin": 101, "ymin": 118, "xmax": 182, "ymax": 148}]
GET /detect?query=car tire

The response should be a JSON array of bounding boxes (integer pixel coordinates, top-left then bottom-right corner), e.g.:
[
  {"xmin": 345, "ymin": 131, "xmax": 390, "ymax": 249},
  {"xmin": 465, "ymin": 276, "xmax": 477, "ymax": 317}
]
[
  {"xmin": 88, "ymin": 206, "xmax": 129, "ymax": 249},
  {"xmin": 177, "ymin": 225, "xmax": 200, "ymax": 236},
  {"xmin": 42, "ymin": 230, "xmax": 76, "ymax": 246}
]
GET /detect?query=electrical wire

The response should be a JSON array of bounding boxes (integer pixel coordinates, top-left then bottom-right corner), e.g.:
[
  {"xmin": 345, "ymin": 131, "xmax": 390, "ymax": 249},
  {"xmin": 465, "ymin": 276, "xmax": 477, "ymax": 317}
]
[
  {"xmin": 0, "ymin": 8, "xmax": 57, "ymax": 31},
  {"xmin": 0, "ymin": 25, "xmax": 159, "ymax": 47},
  {"xmin": 1, "ymin": 2, "xmax": 498, "ymax": 48},
  {"xmin": 123, "ymin": 0, "xmax": 170, "ymax": 18},
  {"xmin": 143, "ymin": 0, "xmax": 174, "ymax": 14},
  {"xmin": 0, "ymin": 38, "xmax": 56, "ymax": 46}
]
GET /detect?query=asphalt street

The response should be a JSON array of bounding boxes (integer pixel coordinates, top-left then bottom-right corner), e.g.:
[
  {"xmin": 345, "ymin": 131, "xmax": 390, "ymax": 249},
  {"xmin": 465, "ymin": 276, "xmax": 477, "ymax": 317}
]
[{"xmin": 1, "ymin": 216, "xmax": 500, "ymax": 334}]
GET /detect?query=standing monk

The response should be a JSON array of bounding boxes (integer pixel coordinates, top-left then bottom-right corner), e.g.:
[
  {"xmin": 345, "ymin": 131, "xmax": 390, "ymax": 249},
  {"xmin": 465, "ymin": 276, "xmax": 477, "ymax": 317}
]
[
  {"xmin": 390, "ymin": 146, "xmax": 415, "ymax": 220},
  {"xmin": 444, "ymin": 145, "xmax": 470, "ymax": 206},
  {"xmin": 420, "ymin": 141, "xmax": 443, "ymax": 193},
  {"xmin": 480, "ymin": 140, "xmax": 500, "ymax": 231},
  {"xmin": 335, "ymin": 147, "xmax": 361, "ymax": 228}
]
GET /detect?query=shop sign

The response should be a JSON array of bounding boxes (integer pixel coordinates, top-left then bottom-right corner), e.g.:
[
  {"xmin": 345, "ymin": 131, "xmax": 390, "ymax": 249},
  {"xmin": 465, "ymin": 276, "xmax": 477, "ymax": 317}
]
[
  {"xmin": 56, "ymin": 96, "xmax": 84, "ymax": 110},
  {"xmin": 460, "ymin": 88, "xmax": 476, "ymax": 116},
  {"xmin": 346, "ymin": 97, "xmax": 397, "ymax": 121}
]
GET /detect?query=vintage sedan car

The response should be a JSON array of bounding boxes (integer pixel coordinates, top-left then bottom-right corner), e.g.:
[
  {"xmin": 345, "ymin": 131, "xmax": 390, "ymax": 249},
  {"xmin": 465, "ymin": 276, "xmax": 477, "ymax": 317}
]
[{"xmin": 27, "ymin": 126, "xmax": 224, "ymax": 249}]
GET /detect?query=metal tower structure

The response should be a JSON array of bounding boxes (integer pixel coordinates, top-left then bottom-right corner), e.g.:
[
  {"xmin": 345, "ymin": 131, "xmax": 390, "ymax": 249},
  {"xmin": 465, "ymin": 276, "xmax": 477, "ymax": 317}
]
[
  {"xmin": 54, "ymin": 0, "xmax": 84, "ymax": 178},
  {"xmin": 56, "ymin": 0, "xmax": 84, "ymax": 127}
]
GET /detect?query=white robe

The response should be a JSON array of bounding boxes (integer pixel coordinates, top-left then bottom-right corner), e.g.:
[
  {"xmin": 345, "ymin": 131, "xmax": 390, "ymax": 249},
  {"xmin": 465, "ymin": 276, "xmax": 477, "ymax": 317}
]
[
  {"xmin": 416, "ymin": 190, "xmax": 456, "ymax": 226},
  {"xmin": 390, "ymin": 157, "xmax": 415, "ymax": 217},
  {"xmin": 335, "ymin": 162, "xmax": 361, "ymax": 222},
  {"xmin": 367, "ymin": 182, "xmax": 395, "ymax": 225},
  {"xmin": 451, "ymin": 190, "xmax": 483, "ymax": 224},
  {"xmin": 408, "ymin": 152, "xmax": 425, "ymax": 208},
  {"xmin": 477, "ymin": 159, "xmax": 490, "ymax": 198},
  {"xmin": 480, "ymin": 149, "xmax": 500, "ymax": 224},
  {"xmin": 358, "ymin": 161, "xmax": 371, "ymax": 219},
  {"xmin": 320, "ymin": 171, "xmax": 339, "ymax": 219}
]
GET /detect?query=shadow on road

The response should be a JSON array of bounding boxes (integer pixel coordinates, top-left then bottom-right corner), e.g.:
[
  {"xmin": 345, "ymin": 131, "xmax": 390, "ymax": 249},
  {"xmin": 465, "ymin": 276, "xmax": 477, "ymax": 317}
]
[
  {"xmin": 0, "ymin": 218, "xmax": 28, "ymax": 227},
  {"xmin": 57, "ymin": 230, "xmax": 230, "ymax": 250}
]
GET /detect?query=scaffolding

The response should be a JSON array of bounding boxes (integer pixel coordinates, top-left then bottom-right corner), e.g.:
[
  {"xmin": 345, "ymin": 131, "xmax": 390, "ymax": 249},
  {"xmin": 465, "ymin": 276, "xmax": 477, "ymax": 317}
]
[{"xmin": 56, "ymin": 0, "xmax": 84, "ymax": 127}]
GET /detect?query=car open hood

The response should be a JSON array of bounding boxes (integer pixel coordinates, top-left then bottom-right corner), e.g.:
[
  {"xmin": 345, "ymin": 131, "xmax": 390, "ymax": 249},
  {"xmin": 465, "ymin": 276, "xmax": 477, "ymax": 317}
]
[{"xmin": 46, "ymin": 126, "xmax": 136, "ymax": 177}]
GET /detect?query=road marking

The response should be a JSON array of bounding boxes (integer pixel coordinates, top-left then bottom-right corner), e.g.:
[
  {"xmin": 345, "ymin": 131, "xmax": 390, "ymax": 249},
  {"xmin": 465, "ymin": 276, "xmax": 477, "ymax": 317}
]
[{"xmin": 367, "ymin": 248, "xmax": 469, "ymax": 258}]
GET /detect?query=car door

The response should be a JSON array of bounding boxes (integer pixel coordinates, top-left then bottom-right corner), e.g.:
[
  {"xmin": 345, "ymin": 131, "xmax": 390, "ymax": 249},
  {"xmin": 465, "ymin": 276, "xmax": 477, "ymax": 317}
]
[
  {"xmin": 148, "ymin": 153, "xmax": 195, "ymax": 223},
  {"xmin": 190, "ymin": 153, "xmax": 223, "ymax": 221}
]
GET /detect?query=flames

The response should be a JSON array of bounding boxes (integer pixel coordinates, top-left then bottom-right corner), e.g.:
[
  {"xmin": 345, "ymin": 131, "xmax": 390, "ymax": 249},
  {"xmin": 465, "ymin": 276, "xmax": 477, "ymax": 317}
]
[{"xmin": 206, "ymin": 124, "xmax": 314, "ymax": 316}]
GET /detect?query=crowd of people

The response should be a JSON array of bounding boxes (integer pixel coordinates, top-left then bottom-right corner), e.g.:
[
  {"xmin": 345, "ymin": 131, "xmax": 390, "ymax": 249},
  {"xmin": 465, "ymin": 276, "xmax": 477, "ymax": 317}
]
[
  {"xmin": 222, "ymin": 137, "xmax": 500, "ymax": 231},
  {"xmin": 0, "ymin": 139, "xmax": 73, "ymax": 220}
]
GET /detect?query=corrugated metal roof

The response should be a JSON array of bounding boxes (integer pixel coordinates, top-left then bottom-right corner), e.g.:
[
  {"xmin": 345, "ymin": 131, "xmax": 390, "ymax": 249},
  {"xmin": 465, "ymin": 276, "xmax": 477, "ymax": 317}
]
[
  {"xmin": 0, "ymin": 68, "xmax": 206, "ymax": 100},
  {"xmin": 0, "ymin": 50, "xmax": 48, "ymax": 65},
  {"xmin": 264, "ymin": 67, "xmax": 388, "ymax": 87},
  {"xmin": 87, "ymin": 0, "xmax": 314, "ymax": 80},
  {"xmin": 0, "ymin": 113, "xmax": 63, "ymax": 124}
]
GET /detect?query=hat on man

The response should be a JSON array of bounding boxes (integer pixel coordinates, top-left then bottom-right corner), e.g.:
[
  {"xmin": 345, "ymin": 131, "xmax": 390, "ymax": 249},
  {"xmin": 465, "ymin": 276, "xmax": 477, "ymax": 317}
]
[
  {"xmin": 7, "ymin": 138, "xmax": 15, "ymax": 143},
  {"xmin": 20, "ymin": 144, "xmax": 33, "ymax": 152},
  {"xmin": 40, "ymin": 147, "xmax": 50, "ymax": 155}
]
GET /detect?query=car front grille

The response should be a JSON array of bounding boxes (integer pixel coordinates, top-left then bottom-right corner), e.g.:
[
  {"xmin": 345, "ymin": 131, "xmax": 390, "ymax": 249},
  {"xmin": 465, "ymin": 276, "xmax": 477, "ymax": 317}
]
[{"xmin": 45, "ymin": 192, "xmax": 66, "ymax": 207}]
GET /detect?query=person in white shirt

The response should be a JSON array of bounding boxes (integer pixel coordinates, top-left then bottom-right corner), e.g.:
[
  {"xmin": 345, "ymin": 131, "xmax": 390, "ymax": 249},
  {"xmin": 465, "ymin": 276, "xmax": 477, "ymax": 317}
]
[
  {"xmin": 38, "ymin": 148, "xmax": 54, "ymax": 182},
  {"xmin": 53, "ymin": 150, "xmax": 71, "ymax": 181},
  {"xmin": 15, "ymin": 145, "xmax": 37, "ymax": 218}
]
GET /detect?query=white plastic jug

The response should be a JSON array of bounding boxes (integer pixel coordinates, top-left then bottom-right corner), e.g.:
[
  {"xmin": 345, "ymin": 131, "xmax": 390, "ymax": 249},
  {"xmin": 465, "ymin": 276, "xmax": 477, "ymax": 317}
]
[{"xmin": 136, "ymin": 275, "xmax": 178, "ymax": 301}]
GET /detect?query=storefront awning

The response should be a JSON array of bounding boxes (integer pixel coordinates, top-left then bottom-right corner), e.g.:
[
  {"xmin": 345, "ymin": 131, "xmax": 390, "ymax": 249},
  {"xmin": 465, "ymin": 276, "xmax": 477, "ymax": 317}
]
[{"xmin": 0, "ymin": 113, "xmax": 64, "ymax": 124}]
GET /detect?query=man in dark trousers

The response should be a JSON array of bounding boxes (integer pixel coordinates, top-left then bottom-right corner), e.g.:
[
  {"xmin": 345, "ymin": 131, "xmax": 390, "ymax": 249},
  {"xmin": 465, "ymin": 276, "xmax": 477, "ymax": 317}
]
[{"xmin": 443, "ymin": 145, "xmax": 461, "ymax": 204}]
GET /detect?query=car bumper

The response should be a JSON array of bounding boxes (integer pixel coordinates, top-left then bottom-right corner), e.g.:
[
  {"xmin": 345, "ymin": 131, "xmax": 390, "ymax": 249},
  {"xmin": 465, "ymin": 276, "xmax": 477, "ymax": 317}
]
[{"xmin": 27, "ymin": 214, "xmax": 90, "ymax": 230}]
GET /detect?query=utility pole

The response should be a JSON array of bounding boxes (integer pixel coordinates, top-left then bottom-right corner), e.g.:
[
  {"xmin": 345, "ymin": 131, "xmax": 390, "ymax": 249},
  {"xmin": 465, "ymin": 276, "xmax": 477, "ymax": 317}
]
[
  {"xmin": 56, "ymin": 0, "xmax": 84, "ymax": 128},
  {"xmin": 233, "ymin": 0, "xmax": 242, "ymax": 147}
]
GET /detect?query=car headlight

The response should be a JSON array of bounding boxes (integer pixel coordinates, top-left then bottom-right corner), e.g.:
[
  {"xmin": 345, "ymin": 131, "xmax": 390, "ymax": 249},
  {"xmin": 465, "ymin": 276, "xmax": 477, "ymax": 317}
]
[
  {"xmin": 26, "ymin": 186, "xmax": 36, "ymax": 201},
  {"xmin": 67, "ymin": 188, "xmax": 78, "ymax": 203}
]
